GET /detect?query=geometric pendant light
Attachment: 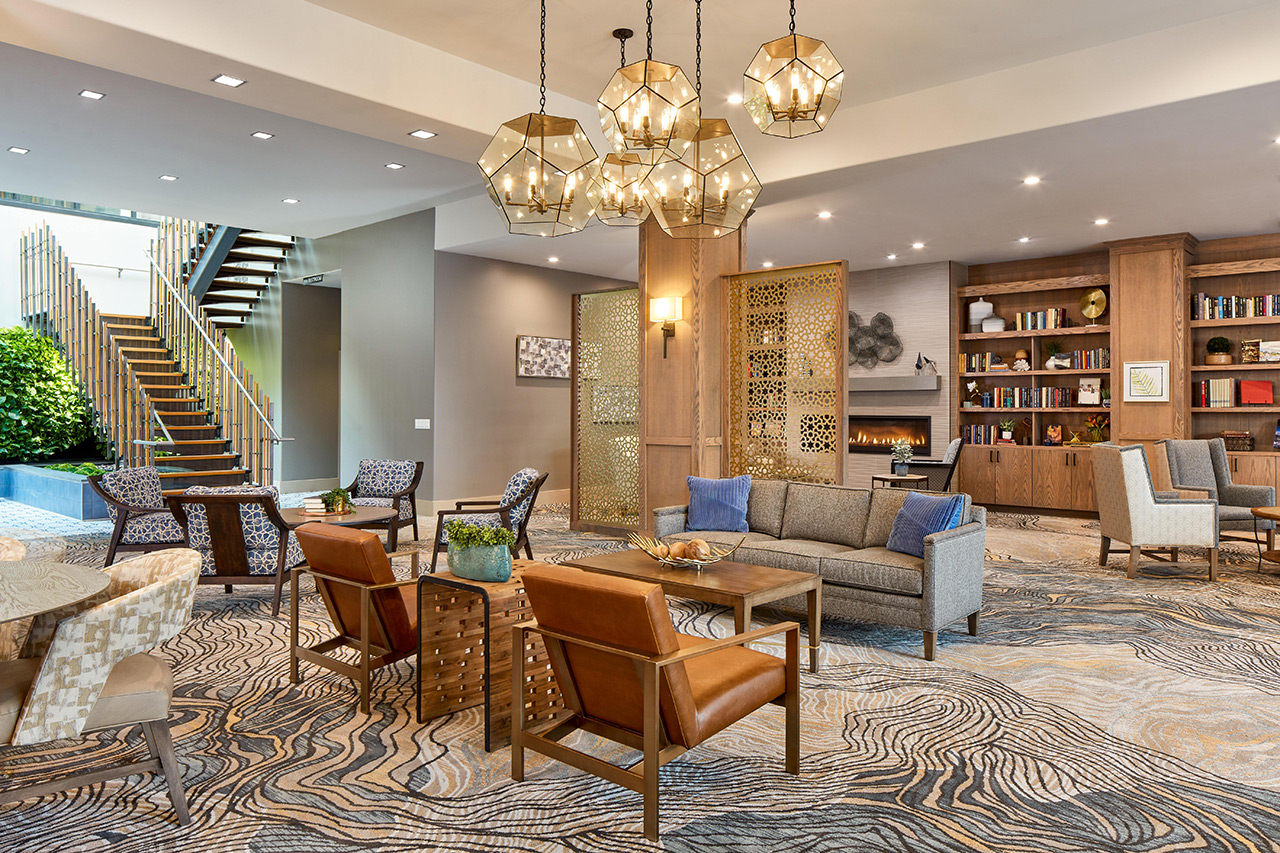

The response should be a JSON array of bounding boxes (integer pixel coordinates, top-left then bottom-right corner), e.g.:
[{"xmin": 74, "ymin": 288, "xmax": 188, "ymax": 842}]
[
  {"xmin": 587, "ymin": 152, "xmax": 651, "ymax": 227},
  {"xmin": 742, "ymin": 0, "xmax": 843, "ymax": 138},
  {"xmin": 477, "ymin": 0, "xmax": 600, "ymax": 236}
]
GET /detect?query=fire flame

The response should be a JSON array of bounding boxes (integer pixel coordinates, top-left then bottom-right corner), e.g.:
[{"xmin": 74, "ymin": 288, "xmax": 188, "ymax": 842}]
[{"xmin": 848, "ymin": 431, "xmax": 928, "ymax": 448}]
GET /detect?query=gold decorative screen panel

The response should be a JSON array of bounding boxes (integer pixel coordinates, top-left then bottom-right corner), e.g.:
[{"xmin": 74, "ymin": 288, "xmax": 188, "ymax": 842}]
[
  {"xmin": 573, "ymin": 289, "xmax": 641, "ymax": 528},
  {"xmin": 726, "ymin": 263, "xmax": 848, "ymax": 484}
]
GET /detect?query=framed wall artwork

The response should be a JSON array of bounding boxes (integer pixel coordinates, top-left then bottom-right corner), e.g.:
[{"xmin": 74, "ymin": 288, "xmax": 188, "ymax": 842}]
[
  {"xmin": 1123, "ymin": 361, "xmax": 1170, "ymax": 403},
  {"xmin": 516, "ymin": 335, "xmax": 571, "ymax": 379}
]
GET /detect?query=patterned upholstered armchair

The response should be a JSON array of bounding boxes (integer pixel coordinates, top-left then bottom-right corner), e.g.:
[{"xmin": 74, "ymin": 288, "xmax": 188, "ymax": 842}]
[
  {"xmin": 166, "ymin": 485, "xmax": 304, "ymax": 616},
  {"xmin": 1091, "ymin": 443, "xmax": 1220, "ymax": 580},
  {"xmin": 345, "ymin": 459, "xmax": 425, "ymax": 551},
  {"xmin": 430, "ymin": 468, "xmax": 549, "ymax": 570},
  {"xmin": 1158, "ymin": 438, "xmax": 1275, "ymax": 548},
  {"xmin": 891, "ymin": 437, "xmax": 963, "ymax": 491},
  {"xmin": 0, "ymin": 548, "xmax": 200, "ymax": 824},
  {"xmin": 88, "ymin": 467, "xmax": 186, "ymax": 566}
]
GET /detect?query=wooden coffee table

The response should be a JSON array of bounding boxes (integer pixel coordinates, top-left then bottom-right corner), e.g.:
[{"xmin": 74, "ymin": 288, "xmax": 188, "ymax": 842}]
[
  {"xmin": 563, "ymin": 548, "xmax": 823, "ymax": 673},
  {"xmin": 1250, "ymin": 506, "xmax": 1280, "ymax": 570},
  {"xmin": 278, "ymin": 505, "xmax": 399, "ymax": 549}
]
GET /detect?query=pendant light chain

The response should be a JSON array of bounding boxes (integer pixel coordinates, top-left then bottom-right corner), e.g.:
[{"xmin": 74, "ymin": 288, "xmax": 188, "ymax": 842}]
[
  {"xmin": 695, "ymin": 0, "xmax": 702, "ymax": 96},
  {"xmin": 620, "ymin": 32, "xmax": 627, "ymax": 66},
  {"xmin": 646, "ymin": 0, "xmax": 654, "ymax": 60},
  {"xmin": 789, "ymin": 0, "xmax": 796, "ymax": 34},
  {"xmin": 539, "ymin": 0, "xmax": 547, "ymax": 113}
]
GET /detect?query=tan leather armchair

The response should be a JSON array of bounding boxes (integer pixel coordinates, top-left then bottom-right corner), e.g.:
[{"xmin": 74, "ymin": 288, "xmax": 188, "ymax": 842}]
[
  {"xmin": 291, "ymin": 524, "xmax": 420, "ymax": 714},
  {"xmin": 513, "ymin": 564, "xmax": 799, "ymax": 842}
]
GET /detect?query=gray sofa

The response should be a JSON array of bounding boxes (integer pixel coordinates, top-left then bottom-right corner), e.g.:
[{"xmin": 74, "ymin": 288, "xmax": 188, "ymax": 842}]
[{"xmin": 654, "ymin": 479, "xmax": 986, "ymax": 660}]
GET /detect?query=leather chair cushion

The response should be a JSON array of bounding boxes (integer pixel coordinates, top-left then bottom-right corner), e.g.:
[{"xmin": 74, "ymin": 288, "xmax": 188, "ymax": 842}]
[
  {"xmin": 84, "ymin": 653, "xmax": 173, "ymax": 731},
  {"xmin": 0, "ymin": 657, "xmax": 41, "ymax": 744},
  {"xmin": 819, "ymin": 547, "xmax": 925, "ymax": 595},
  {"xmin": 294, "ymin": 524, "xmax": 417, "ymax": 653},
  {"xmin": 678, "ymin": 635, "xmax": 786, "ymax": 745}
]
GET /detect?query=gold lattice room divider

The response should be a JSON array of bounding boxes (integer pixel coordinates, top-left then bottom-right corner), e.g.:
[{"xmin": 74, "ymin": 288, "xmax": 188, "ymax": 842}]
[
  {"xmin": 726, "ymin": 262, "xmax": 849, "ymax": 484},
  {"xmin": 572, "ymin": 288, "xmax": 641, "ymax": 530}
]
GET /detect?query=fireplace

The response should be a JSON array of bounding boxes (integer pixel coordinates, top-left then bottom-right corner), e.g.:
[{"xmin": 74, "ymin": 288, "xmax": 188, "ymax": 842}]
[{"xmin": 848, "ymin": 414, "xmax": 931, "ymax": 456}]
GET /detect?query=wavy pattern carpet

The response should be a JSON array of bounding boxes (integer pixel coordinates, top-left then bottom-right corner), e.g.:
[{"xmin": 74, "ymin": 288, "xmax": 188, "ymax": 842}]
[{"xmin": 3, "ymin": 505, "xmax": 1280, "ymax": 852}]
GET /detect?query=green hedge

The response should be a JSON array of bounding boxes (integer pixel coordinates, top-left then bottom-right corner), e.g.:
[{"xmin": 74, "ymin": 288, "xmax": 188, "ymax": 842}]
[{"xmin": 0, "ymin": 326, "xmax": 92, "ymax": 461}]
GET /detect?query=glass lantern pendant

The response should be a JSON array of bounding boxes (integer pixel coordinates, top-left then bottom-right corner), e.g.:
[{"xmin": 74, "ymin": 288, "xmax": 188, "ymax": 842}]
[
  {"xmin": 478, "ymin": 113, "xmax": 599, "ymax": 237},
  {"xmin": 586, "ymin": 152, "xmax": 651, "ymax": 227},
  {"xmin": 642, "ymin": 118, "xmax": 761, "ymax": 239},
  {"xmin": 742, "ymin": 1, "xmax": 843, "ymax": 138}
]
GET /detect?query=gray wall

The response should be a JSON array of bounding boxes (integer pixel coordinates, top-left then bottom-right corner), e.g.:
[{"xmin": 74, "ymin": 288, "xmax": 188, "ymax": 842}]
[
  {"xmin": 433, "ymin": 251, "xmax": 629, "ymax": 500},
  {"xmin": 280, "ymin": 283, "xmax": 340, "ymax": 484},
  {"xmin": 327, "ymin": 210, "xmax": 436, "ymax": 496}
]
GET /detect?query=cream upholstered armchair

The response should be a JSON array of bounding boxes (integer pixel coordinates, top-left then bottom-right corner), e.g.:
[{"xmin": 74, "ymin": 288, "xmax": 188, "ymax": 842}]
[
  {"xmin": 0, "ymin": 549, "xmax": 200, "ymax": 823},
  {"xmin": 1158, "ymin": 438, "xmax": 1275, "ymax": 547},
  {"xmin": 1091, "ymin": 443, "xmax": 1220, "ymax": 580},
  {"xmin": 0, "ymin": 537, "xmax": 27, "ymax": 661}
]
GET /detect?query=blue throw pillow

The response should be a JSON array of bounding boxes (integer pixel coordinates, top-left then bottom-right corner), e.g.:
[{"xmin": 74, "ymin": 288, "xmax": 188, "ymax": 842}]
[
  {"xmin": 886, "ymin": 492, "xmax": 965, "ymax": 558},
  {"xmin": 686, "ymin": 475, "xmax": 751, "ymax": 533}
]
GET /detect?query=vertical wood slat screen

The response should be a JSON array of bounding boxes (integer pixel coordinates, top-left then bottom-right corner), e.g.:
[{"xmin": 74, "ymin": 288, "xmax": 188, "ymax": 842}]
[
  {"xmin": 725, "ymin": 262, "xmax": 849, "ymax": 485},
  {"xmin": 149, "ymin": 218, "xmax": 275, "ymax": 485},
  {"xmin": 19, "ymin": 225, "xmax": 156, "ymax": 468}
]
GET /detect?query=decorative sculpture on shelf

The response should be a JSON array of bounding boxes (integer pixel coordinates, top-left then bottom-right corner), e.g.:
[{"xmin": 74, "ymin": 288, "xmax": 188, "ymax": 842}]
[
  {"xmin": 848, "ymin": 311, "xmax": 902, "ymax": 369},
  {"xmin": 914, "ymin": 353, "xmax": 938, "ymax": 376}
]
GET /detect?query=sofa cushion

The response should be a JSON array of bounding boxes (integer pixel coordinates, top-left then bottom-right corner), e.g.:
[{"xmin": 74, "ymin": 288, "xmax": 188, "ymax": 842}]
[
  {"xmin": 735, "ymin": 539, "xmax": 850, "ymax": 576},
  {"xmin": 819, "ymin": 547, "xmax": 925, "ymax": 596},
  {"xmin": 779, "ymin": 483, "xmax": 871, "ymax": 549},
  {"xmin": 747, "ymin": 479, "xmax": 789, "ymax": 538},
  {"xmin": 687, "ymin": 475, "xmax": 750, "ymax": 533},
  {"xmin": 887, "ymin": 492, "xmax": 966, "ymax": 558},
  {"xmin": 664, "ymin": 531, "xmax": 779, "ymax": 548},
  {"xmin": 866, "ymin": 488, "xmax": 971, "ymax": 549}
]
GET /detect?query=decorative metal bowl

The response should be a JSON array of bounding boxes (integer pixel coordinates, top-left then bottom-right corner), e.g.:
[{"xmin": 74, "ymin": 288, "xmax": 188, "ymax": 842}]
[{"xmin": 627, "ymin": 533, "xmax": 745, "ymax": 569}]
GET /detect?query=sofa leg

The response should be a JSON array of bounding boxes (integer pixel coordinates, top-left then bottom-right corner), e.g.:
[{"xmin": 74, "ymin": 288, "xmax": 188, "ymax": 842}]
[
  {"xmin": 1169, "ymin": 547, "xmax": 1179, "ymax": 563},
  {"xmin": 1209, "ymin": 547, "xmax": 1219, "ymax": 582},
  {"xmin": 967, "ymin": 612, "xmax": 979, "ymax": 636},
  {"xmin": 923, "ymin": 631, "xmax": 936, "ymax": 661},
  {"xmin": 1128, "ymin": 546, "xmax": 1140, "ymax": 579},
  {"xmin": 1098, "ymin": 536, "xmax": 1110, "ymax": 567}
]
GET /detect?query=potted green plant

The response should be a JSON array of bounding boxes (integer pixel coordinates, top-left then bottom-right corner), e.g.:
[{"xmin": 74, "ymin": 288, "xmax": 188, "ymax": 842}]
[
  {"xmin": 320, "ymin": 487, "xmax": 352, "ymax": 514},
  {"xmin": 999, "ymin": 417, "xmax": 1016, "ymax": 441},
  {"xmin": 1101, "ymin": 387, "xmax": 1111, "ymax": 409},
  {"xmin": 445, "ymin": 520, "xmax": 516, "ymax": 582},
  {"xmin": 1206, "ymin": 336, "xmax": 1233, "ymax": 365},
  {"xmin": 890, "ymin": 438, "xmax": 913, "ymax": 475},
  {"xmin": 1043, "ymin": 340, "xmax": 1069, "ymax": 370}
]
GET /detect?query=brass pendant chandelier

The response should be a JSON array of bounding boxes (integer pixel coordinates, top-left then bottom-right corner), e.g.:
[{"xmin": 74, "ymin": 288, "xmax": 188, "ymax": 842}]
[
  {"xmin": 743, "ymin": 0, "xmax": 844, "ymax": 138},
  {"xmin": 477, "ymin": 0, "xmax": 599, "ymax": 237},
  {"xmin": 643, "ymin": 0, "xmax": 760, "ymax": 239},
  {"xmin": 597, "ymin": 0, "xmax": 700, "ymax": 167},
  {"xmin": 586, "ymin": 31, "xmax": 652, "ymax": 227}
]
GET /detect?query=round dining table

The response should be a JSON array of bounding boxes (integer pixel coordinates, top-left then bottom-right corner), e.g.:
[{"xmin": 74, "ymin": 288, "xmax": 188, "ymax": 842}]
[{"xmin": 0, "ymin": 560, "xmax": 110, "ymax": 623}]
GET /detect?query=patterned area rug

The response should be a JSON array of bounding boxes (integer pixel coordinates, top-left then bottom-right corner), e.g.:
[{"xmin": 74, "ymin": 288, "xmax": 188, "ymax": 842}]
[{"xmin": 3, "ymin": 505, "xmax": 1280, "ymax": 851}]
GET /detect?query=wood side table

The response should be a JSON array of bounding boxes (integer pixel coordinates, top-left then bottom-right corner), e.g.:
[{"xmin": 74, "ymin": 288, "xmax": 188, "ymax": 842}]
[
  {"xmin": 871, "ymin": 473, "xmax": 929, "ymax": 489},
  {"xmin": 416, "ymin": 560, "xmax": 568, "ymax": 750},
  {"xmin": 1250, "ymin": 506, "xmax": 1280, "ymax": 570}
]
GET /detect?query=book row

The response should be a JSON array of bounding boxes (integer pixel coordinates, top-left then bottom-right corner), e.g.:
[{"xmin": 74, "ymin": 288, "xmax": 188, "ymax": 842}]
[
  {"xmin": 1191, "ymin": 293, "xmax": 1280, "ymax": 320},
  {"xmin": 961, "ymin": 347, "xmax": 1110, "ymax": 373}
]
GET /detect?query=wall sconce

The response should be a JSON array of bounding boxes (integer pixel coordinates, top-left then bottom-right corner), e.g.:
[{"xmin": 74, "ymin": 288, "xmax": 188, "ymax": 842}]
[{"xmin": 649, "ymin": 296, "xmax": 683, "ymax": 358}]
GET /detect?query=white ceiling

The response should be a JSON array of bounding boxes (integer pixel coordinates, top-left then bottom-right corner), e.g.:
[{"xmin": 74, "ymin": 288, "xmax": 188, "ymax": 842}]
[{"xmin": 3, "ymin": 0, "xmax": 1280, "ymax": 282}]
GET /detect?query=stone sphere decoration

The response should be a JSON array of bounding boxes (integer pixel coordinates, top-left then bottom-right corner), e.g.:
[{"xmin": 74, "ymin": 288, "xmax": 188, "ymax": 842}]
[
  {"xmin": 743, "ymin": 34, "xmax": 844, "ymax": 138},
  {"xmin": 598, "ymin": 60, "xmax": 701, "ymax": 166},
  {"xmin": 477, "ymin": 113, "xmax": 600, "ymax": 237},
  {"xmin": 641, "ymin": 118, "xmax": 761, "ymax": 239},
  {"xmin": 848, "ymin": 311, "xmax": 903, "ymax": 369}
]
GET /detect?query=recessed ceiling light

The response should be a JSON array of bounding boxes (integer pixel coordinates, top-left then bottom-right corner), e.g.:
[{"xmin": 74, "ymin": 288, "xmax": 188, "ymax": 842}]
[
  {"xmin": 1018, "ymin": 236, "xmax": 1031, "ymax": 243},
  {"xmin": 282, "ymin": 198, "xmax": 300, "ymax": 204},
  {"xmin": 7, "ymin": 146, "xmax": 29, "ymax": 155},
  {"xmin": 547, "ymin": 256, "xmax": 559, "ymax": 263},
  {"xmin": 159, "ymin": 175, "xmax": 179, "ymax": 182},
  {"xmin": 1274, "ymin": 137, "xmax": 1280, "ymax": 144},
  {"xmin": 728, "ymin": 93, "xmax": 743, "ymax": 105},
  {"xmin": 408, "ymin": 129, "xmax": 437, "ymax": 140},
  {"xmin": 1094, "ymin": 218, "xmax": 1109, "ymax": 225},
  {"xmin": 79, "ymin": 89, "xmax": 105, "ymax": 100},
  {"xmin": 762, "ymin": 261, "xmax": 774, "ymax": 268},
  {"xmin": 251, "ymin": 131, "xmax": 274, "ymax": 140},
  {"xmin": 818, "ymin": 211, "xmax": 832, "ymax": 219},
  {"xmin": 911, "ymin": 242, "xmax": 925, "ymax": 250},
  {"xmin": 385, "ymin": 162, "xmax": 405, "ymax": 170},
  {"xmin": 886, "ymin": 254, "xmax": 897, "ymax": 260},
  {"xmin": 1023, "ymin": 176, "xmax": 1041, "ymax": 185},
  {"xmin": 212, "ymin": 74, "xmax": 246, "ymax": 88}
]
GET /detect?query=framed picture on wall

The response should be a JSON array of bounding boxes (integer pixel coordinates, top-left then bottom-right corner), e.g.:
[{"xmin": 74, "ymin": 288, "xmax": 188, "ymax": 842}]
[
  {"xmin": 1123, "ymin": 361, "xmax": 1170, "ymax": 402},
  {"xmin": 516, "ymin": 335, "xmax": 571, "ymax": 379}
]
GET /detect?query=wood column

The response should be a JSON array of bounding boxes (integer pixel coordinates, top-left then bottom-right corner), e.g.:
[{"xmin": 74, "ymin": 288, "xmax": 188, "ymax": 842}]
[
  {"xmin": 637, "ymin": 217, "xmax": 744, "ymax": 531},
  {"xmin": 1108, "ymin": 233, "xmax": 1197, "ymax": 450}
]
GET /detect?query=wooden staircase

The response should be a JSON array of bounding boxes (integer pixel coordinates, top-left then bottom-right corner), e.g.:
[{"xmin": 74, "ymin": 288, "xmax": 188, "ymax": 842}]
[
  {"xmin": 185, "ymin": 230, "xmax": 294, "ymax": 330},
  {"xmin": 100, "ymin": 314, "xmax": 248, "ymax": 491}
]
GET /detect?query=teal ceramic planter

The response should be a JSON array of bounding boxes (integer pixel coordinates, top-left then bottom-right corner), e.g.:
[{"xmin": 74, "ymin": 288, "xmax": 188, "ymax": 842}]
[{"xmin": 447, "ymin": 543, "xmax": 513, "ymax": 583}]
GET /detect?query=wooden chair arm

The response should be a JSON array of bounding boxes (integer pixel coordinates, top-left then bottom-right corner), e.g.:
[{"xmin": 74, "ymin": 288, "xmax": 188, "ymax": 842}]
[
  {"xmin": 515, "ymin": 620, "xmax": 800, "ymax": 667},
  {"xmin": 388, "ymin": 550, "xmax": 421, "ymax": 577},
  {"xmin": 435, "ymin": 507, "xmax": 516, "ymax": 531},
  {"xmin": 454, "ymin": 499, "xmax": 503, "ymax": 509}
]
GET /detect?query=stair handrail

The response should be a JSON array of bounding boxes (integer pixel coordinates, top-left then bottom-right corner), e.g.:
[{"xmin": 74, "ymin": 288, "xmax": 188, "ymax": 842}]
[
  {"xmin": 145, "ymin": 250, "xmax": 284, "ymax": 443},
  {"xmin": 19, "ymin": 225, "xmax": 163, "ymax": 468}
]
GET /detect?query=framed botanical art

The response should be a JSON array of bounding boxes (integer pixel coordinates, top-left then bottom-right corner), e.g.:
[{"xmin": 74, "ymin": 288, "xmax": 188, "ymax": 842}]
[
  {"xmin": 1123, "ymin": 361, "xmax": 1169, "ymax": 402},
  {"xmin": 516, "ymin": 335, "xmax": 571, "ymax": 379}
]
